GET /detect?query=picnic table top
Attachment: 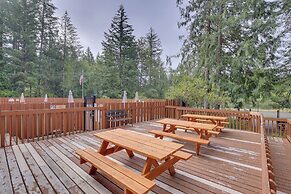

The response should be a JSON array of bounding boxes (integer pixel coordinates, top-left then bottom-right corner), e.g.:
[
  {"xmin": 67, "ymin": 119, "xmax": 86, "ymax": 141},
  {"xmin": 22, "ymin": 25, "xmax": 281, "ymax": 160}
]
[
  {"xmin": 94, "ymin": 128, "xmax": 183, "ymax": 160},
  {"xmin": 181, "ymin": 114, "xmax": 228, "ymax": 121},
  {"xmin": 156, "ymin": 118, "xmax": 217, "ymax": 131}
]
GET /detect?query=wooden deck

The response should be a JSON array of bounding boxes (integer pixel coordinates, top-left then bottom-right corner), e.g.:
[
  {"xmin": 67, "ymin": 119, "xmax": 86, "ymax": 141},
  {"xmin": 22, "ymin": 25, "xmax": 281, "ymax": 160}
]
[
  {"xmin": 0, "ymin": 120, "xmax": 265, "ymax": 194},
  {"xmin": 268, "ymin": 137, "xmax": 291, "ymax": 194}
]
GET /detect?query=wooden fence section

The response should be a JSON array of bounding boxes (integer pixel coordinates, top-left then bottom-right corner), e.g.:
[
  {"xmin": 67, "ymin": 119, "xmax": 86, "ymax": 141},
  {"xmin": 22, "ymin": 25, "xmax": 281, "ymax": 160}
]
[
  {"xmin": 0, "ymin": 101, "xmax": 167, "ymax": 147},
  {"xmin": 264, "ymin": 117, "xmax": 289, "ymax": 137},
  {"xmin": 0, "ymin": 107, "xmax": 102, "ymax": 147},
  {"xmin": 165, "ymin": 106, "xmax": 261, "ymax": 132},
  {"xmin": 98, "ymin": 101, "xmax": 166, "ymax": 123}
]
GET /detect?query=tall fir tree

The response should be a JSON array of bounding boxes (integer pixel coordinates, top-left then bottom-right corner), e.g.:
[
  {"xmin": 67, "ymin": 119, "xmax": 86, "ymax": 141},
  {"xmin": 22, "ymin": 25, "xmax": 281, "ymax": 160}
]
[
  {"xmin": 36, "ymin": 0, "xmax": 59, "ymax": 96},
  {"xmin": 59, "ymin": 10, "xmax": 81, "ymax": 96},
  {"xmin": 137, "ymin": 27, "xmax": 168, "ymax": 98},
  {"xmin": 101, "ymin": 5, "xmax": 138, "ymax": 98}
]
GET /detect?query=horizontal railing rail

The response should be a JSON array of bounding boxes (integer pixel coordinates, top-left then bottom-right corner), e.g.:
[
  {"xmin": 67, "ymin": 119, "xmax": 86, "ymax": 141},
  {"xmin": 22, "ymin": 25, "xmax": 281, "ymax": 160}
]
[{"xmin": 0, "ymin": 97, "xmax": 84, "ymax": 104}]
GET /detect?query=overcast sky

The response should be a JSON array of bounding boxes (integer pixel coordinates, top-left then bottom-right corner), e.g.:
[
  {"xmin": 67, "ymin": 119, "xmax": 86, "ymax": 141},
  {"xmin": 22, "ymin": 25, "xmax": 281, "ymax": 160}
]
[{"xmin": 52, "ymin": 0, "xmax": 185, "ymax": 69}]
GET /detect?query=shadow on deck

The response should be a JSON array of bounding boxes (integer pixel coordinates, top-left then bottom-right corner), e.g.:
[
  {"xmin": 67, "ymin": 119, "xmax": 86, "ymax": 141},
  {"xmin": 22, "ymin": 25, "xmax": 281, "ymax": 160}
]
[{"xmin": 0, "ymin": 120, "xmax": 264, "ymax": 194}]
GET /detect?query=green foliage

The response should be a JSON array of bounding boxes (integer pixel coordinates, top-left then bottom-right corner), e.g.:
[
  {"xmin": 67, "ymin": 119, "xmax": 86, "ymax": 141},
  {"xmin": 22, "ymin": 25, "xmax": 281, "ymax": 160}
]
[
  {"xmin": 166, "ymin": 76, "xmax": 206, "ymax": 107},
  {"xmin": 174, "ymin": 0, "xmax": 289, "ymax": 108},
  {"xmin": 101, "ymin": 5, "xmax": 138, "ymax": 98},
  {"xmin": 137, "ymin": 28, "xmax": 168, "ymax": 98}
]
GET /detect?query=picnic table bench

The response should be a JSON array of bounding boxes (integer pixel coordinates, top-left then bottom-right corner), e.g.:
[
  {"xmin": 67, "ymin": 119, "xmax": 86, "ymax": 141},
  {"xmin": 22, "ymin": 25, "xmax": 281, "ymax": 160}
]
[
  {"xmin": 76, "ymin": 129, "xmax": 192, "ymax": 193},
  {"xmin": 106, "ymin": 109, "xmax": 132, "ymax": 128},
  {"xmin": 77, "ymin": 148, "xmax": 155, "ymax": 194},
  {"xmin": 149, "ymin": 130, "xmax": 209, "ymax": 155},
  {"xmin": 182, "ymin": 114, "xmax": 228, "ymax": 132},
  {"xmin": 155, "ymin": 118, "xmax": 217, "ymax": 155}
]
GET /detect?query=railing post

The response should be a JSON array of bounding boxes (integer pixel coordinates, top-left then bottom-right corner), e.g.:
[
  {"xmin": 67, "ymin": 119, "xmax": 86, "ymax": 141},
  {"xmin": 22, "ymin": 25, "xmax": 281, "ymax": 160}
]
[
  {"xmin": 0, "ymin": 110, "xmax": 4, "ymax": 147},
  {"xmin": 102, "ymin": 108, "xmax": 107, "ymax": 129}
]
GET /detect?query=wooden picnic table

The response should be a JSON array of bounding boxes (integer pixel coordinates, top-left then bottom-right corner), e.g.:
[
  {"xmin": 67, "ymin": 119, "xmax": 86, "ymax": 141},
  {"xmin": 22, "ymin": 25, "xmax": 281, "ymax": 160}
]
[
  {"xmin": 94, "ymin": 128, "xmax": 191, "ymax": 180},
  {"xmin": 156, "ymin": 118, "xmax": 217, "ymax": 140},
  {"xmin": 181, "ymin": 114, "xmax": 228, "ymax": 126}
]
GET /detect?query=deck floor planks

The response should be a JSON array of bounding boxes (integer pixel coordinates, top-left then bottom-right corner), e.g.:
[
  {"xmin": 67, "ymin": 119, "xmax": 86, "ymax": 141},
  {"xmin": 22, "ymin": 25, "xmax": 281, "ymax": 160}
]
[
  {"xmin": 268, "ymin": 137, "xmax": 291, "ymax": 194},
  {"xmin": 46, "ymin": 139, "xmax": 110, "ymax": 194},
  {"xmin": 18, "ymin": 143, "xmax": 57, "ymax": 194},
  {"xmin": 5, "ymin": 146, "xmax": 27, "ymax": 194},
  {"xmin": 0, "ymin": 120, "xmax": 272, "ymax": 194},
  {"xmin": 12, "ymin": 145, "xmax": 42, "ymax": 193},
  {"xmin": 0, "ymin": 148, "xmax": 13, "ymax": 194},
  {"xmin": 37, "ymin": 140, "xmax": 100, "ymax": 194},
  {"xmin": 32, "ymin": 141, "xmax": 85, "ymax": 194}
]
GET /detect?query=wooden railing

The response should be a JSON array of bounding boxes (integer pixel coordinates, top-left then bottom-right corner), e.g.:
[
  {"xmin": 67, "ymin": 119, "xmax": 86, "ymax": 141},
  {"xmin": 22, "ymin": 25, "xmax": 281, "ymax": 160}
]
[
  {"xmin": 264, "ymin": 117, "xmax": 288, "ymax": 137},
  {"xmin": 0, "ymin": 101, "xmax": 167, "ymax": 147},
  {"xmin": 0, "ymin": 107, "xmax": 105, "ymax": 147},
  {"xmin": 287, "ymin": 119, "xmax": 291, "ymax": 142},
  {"xmin": 98, "ymin": 101, "xmax": 166, "ymax": 123},
  {"xmin": 260, "ymin": 113, "xmax": 277, "ymax": 194},
  {"xmin": 165, "ymin": 106, "xmax": 261, "ymax": 132}
]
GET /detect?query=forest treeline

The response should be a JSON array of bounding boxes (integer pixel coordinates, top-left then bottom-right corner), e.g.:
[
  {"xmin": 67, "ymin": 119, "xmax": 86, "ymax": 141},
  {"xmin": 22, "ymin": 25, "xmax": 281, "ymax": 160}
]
[
  {"xmin": 0, "ymin": 0, "xmax": 290, "ymax": 109},
  {"xmin": 0, "ymin": 1, "xmax": 168, "ymax": 100}
]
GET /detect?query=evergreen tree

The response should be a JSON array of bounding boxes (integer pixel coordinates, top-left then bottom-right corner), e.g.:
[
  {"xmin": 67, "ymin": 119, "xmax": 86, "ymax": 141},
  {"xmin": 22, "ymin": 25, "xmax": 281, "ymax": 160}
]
[
  {"xmin": 137, "ymin": 27, "xmax": 168, "ymax": 98},
  {"xmin": 36, "ymin": 0, "xmax": 59, "ymax": 96},
  {"xmin": 4, "ymin": 0, "xmax": 39, "ymax": 96},
  {"xmin": 176, "ymin": 0, "xmax": 281, "ymax": 108},
  {"xmin": 83, "ymin": 47, "xmax": 95, "ymax": 64},
  {"xmin": 59, "ymin": 10, "xmax": 81, "ymax": 96},
  {"xmin": 101, "ymin": 5, "xmax": 138, "ymax": 98}
]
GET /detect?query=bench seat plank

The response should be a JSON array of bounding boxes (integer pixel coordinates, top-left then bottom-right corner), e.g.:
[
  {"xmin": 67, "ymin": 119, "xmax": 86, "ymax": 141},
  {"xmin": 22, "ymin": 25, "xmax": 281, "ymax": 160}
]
[
  {"xmin": 176, "ymin": 125, "xmax": 220, "ymax": 136},
  {"xmin": 149, "ymin": 130, "xmax": 209, "ymax": 145},
  {"xmin": 76, "ymin": 148, "xmax": 155, "ymax": 194},
  {"xmin": 172, "ymin": 151, "xmax": 192, "ymax": 160},
  {"xmin": 149, "ymin": 130, "xmax": 209, "ymax": 155}
]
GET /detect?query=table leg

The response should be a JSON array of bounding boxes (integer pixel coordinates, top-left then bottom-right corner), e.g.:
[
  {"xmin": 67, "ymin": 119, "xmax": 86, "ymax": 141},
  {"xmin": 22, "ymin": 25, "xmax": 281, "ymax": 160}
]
[
  {"xmin": 165, "ymin": 157, "xmax": 176, "ymax": 175},
  {"xmin": 98, "ymin": 140, "xmax": 109, "ymax": 155},
  {"xmin": 89, "ymin": 166, "xmax": 97, "ymax": 175},
  {"xmin": 162, "ymin": 124, "xmax": 167, "ymax": 131},
  {"xmin": 144, "ymin": 156, "xmax": 180, "ymax": 180},
  {"xmin": 126, "ymin": 149, "xmax": 134, "ymax": 158},
  {"xmin": 166, "ymin": 125, "xmax": 176, "ymax": 133},
  {"xmin": 142, "ymin": 158, "xmax": 154, "ymax": 175},
  {"xmin": 195, "ymin": 144, "xmax": 201, "ymax": 155}
]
